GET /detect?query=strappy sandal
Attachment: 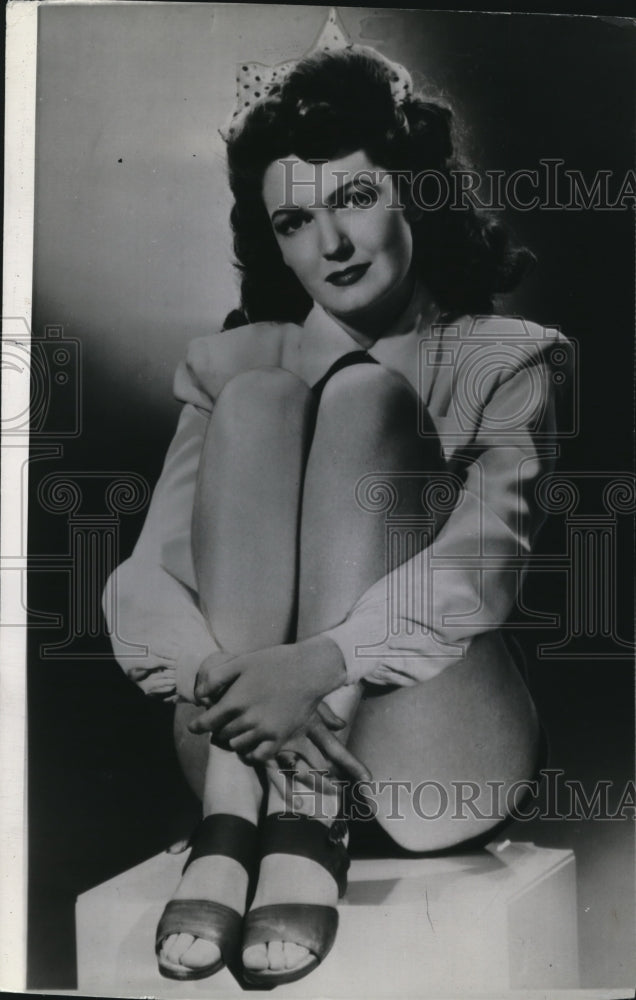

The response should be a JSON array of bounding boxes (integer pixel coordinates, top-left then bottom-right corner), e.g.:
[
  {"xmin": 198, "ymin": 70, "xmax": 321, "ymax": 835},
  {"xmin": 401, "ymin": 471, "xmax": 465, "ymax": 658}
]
[
  {"xmin": 241, "ymin": 812, "xmax": 350, "ymax": 987},
  {"xmin": 155, "ymin": 813, "xmax": 257, "ymax": 981}
]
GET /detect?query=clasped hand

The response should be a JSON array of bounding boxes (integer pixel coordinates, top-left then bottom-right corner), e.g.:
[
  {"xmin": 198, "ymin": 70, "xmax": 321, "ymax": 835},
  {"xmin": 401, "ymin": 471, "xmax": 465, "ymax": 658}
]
[{"xmin": 188, "ymin": 636, "xmax": 371, "ymax": 782}]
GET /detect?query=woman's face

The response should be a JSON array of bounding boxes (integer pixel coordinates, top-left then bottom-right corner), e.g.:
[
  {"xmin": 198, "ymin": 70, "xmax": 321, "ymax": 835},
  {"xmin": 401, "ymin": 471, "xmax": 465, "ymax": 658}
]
[{"xmin": 262, "ymin": 150, "xmax": 414, "ymax": 332}]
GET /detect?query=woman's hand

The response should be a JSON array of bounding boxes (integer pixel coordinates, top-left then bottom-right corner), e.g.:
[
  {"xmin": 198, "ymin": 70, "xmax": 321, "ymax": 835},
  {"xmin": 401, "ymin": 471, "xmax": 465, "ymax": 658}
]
[
  {"xmin": 188, "ymin": 635, "xmax": 353, "ymax": 765},
  {"xmin": 281, "ymin": 705, "xmax": 372, "ymax": 783}
]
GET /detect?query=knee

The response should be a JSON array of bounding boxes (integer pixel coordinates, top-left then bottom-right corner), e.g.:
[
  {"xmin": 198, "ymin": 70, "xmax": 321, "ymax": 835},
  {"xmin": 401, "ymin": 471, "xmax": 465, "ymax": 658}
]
[
  {"xmin": 316, "ymin": 364, "xmax": 419, "ymax": 437},
  {"xmin": 320, "ymin": 363, "xmax": 415, "ymax": 413},
  {"xmin": 315, "ymin": 365, "xmax": 444, "ymax": 470},
  {"xmin": 214, "ymin": 367, "xmax": 313, "ymax": 429}
]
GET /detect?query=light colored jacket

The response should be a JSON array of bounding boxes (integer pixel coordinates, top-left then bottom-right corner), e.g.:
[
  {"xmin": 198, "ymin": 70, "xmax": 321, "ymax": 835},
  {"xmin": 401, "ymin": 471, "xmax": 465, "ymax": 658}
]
[{"xmin": 103, "ymin": 299, "xmax": 571, "ymax": 701}]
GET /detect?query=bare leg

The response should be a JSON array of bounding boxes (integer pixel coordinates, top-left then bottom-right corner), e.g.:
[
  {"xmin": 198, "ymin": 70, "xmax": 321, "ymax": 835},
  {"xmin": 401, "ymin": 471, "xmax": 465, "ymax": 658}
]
[
  {"xmin": 174, "ymin": 366, "xmax": 315, "ymax": 791},
  {"xmin": 280, "ymin": 364, "xmax": 539, "ymax": 852},
  {"xmin": 244, "ymin": 363, "xmax": 450, "ymax": 975},
  {"xmin": 164, "ymin": 368, "xmax": 315, "ymax": 974}
]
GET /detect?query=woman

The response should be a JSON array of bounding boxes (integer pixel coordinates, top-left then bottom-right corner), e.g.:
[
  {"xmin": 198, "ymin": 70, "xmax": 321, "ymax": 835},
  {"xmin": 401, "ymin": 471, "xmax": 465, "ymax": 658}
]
[{"xmin": 104, "ymin": 15, "xmax": 567, "ymax": 987}]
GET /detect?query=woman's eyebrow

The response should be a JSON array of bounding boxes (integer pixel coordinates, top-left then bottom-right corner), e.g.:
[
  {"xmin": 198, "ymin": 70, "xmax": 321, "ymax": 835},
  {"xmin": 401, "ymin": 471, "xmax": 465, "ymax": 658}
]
[
  {"xmin": 270, "ymin": 175, "xmax": 374, "ymax": 221},
  {"xmin": 270, "ymin": 205, "xmax": 306, "ymax": 223},
  {"xmin": 325, "ymin": 174, "xmax": 380, "ymax": 207},
  {"xmin": 325, "ymin": 178, "xmax": 355, "ymax": 207}
]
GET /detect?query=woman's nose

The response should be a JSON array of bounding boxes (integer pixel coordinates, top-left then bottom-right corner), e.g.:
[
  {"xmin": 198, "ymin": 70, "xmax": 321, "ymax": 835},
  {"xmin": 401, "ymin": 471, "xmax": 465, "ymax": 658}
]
[{"xmin": 316, "ymin": 211, "xmax": 353, "ymax": 260}]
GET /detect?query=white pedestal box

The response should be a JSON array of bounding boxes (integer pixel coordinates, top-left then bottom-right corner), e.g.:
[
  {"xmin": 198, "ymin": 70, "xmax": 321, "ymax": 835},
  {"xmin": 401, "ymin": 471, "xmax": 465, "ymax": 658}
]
[{"xmin": 76, "ymin": 839, "xmax": 578, "ymax": 997}]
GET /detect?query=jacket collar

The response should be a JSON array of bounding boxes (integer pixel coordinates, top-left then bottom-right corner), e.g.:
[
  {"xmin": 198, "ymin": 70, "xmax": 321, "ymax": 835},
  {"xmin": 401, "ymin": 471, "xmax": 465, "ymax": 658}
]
[{"xmin": 299, "ymin": 281, "xmax": 441, "ymax": 388}]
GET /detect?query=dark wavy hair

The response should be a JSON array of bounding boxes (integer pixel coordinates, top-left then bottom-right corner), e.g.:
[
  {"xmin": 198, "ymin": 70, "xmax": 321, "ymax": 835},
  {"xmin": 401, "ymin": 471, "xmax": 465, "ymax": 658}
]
[{"xmin": 224, "ymin": 46, "xmax": 534, "ymax": 328}]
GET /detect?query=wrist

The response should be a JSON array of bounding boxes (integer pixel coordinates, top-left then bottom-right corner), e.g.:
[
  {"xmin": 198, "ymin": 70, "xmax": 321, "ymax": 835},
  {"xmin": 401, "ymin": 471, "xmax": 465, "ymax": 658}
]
[{"xmin": 299, "ymin": 634, "xmax": 347, "ymax": 697}]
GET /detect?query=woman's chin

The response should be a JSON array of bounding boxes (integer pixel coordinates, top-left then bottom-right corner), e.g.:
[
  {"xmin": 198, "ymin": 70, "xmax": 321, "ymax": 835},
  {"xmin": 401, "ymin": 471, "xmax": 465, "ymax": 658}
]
[
  {"xmin": 319, "ymin": 288, "xmax": 376, "ymax": 316},
  {"xmin": 321, "ymin": 286, "xmax": 413, "ymax": 335}
]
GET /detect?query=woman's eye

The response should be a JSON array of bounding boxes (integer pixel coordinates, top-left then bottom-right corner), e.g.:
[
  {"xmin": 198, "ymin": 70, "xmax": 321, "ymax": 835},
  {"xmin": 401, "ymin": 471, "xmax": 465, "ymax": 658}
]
[
  {"xmin": 274, "ymin": 212, "xmax": 309, "ymax": 236},
  {"xmin": 339, "ymin": 185, "xmax": 379, "ymax": 210}
]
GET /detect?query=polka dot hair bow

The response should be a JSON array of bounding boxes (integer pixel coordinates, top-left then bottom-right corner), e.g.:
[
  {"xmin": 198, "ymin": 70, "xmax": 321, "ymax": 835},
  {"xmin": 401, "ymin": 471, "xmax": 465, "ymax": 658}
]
[{"xmin": 219, "ymin": 7, "xmax": 413, "ymax": 141}]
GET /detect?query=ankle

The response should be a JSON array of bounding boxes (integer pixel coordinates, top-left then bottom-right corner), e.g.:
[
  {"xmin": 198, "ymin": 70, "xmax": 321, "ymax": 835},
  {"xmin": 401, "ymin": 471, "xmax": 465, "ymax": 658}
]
[
  {"xmin": 202, "ymin": 748, "xmax": 263, "ymax": 823},
  {"xmin": 267, "ymin": 772, "xmax": 341, "ymax": 825},
  {"xmin": 203, "ymin": 801, "xmax": 261, "ymax": 826}
]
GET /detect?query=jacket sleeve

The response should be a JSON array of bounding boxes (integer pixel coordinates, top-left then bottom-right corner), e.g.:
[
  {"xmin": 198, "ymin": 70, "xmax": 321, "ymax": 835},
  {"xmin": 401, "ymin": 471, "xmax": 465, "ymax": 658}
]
[
  {"xmin": 323, "ymin": 334, "xmax": 569, "ymax": 686},
  {"xmin": 103, "ymin": 352, "xmax": 221, "ymax": 703}
]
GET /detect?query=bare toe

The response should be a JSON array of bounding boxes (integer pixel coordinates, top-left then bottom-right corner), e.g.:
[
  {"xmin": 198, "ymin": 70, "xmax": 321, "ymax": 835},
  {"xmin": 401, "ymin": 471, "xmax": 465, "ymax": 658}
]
[
  {"xmin": 180, "ymin": 938, "xmax": 222, "ymax": 969},
  {"xmin": 160, "ymin": 933, "xmax": 179, "ymax": 958},
  {"xmin": 283, "ymin": 941, "xmax": 310, "ymax": 970},
  {"xmin": 242, "ymin": 943, "xmax": 269, "ymax": 971},
  {"xmin": 266, "ymin": 940, "xmax": 285, "ymax": 971},
  {"xmin": 163, "ymin": 932, "xmax": 195, "ymax": 966}
]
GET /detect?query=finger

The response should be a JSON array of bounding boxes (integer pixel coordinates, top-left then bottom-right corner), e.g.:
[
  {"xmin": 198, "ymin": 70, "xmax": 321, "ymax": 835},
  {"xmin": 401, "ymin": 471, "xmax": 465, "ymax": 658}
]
[
  {"xmin": 187, "ymin": 701, "xmax": 242, "ymax": 735},
  {"xmin": 194, "ymin": 660, "xmax": 241, "ymax": 702},
  {"xmin": 275, "ymin": 746, "xmax": 321, "ymax": 780},
  {"xmin": 284, "ymin": 737, "xmax": 328, "ymax": 773},
  {"xmin": 316, "ymin": 702, "xmax": 347, "ymax": 730},
  {"xmin": 308, "ymin": 722, "xmax": 372, "ymax": 783},
  {"xmin": 147, "ymin": 683, "xmax": 179, "ymax": 697},
  {"xmin": 305, "ymin": 723, "xmax": 349, "ymax": 784},
  {"xmin": 194, "ymin": 663, "xmax": 238, "ymax": 704},
  {"xmin": 291, "ymin": 757, "xmax": 333, "ymax": 795},
  {"xmin": 243, "ymin": 739, "xmax": 279, "ymax": 765},
  {"xmin": 209, "ymin": 722, "xmax": 254, "ymax": 752},
  {"xmin": 192, "ymin": 686, "xmax": 215, "ymax": 709},
  {"xmin": 228, "ymin": 728, "xmax": 262, "ymax": 755},
  {"xmin": 276, "ymin": 750, "xmax": 299, "ymax": 771},
  {"xmin": 215, "ymin": 714, "xmax": 254, "ymax": 742}
]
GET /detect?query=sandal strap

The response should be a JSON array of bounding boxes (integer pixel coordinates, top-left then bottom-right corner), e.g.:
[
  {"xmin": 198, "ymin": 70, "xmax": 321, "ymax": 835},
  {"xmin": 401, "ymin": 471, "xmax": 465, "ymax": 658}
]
[
  {"xmin": 259, "ymin": 813, "xmax": 350, "ymax": 897},
  {"xmin": 184, "ymin": 813, "xmax": 258, "ymax": 874}
]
